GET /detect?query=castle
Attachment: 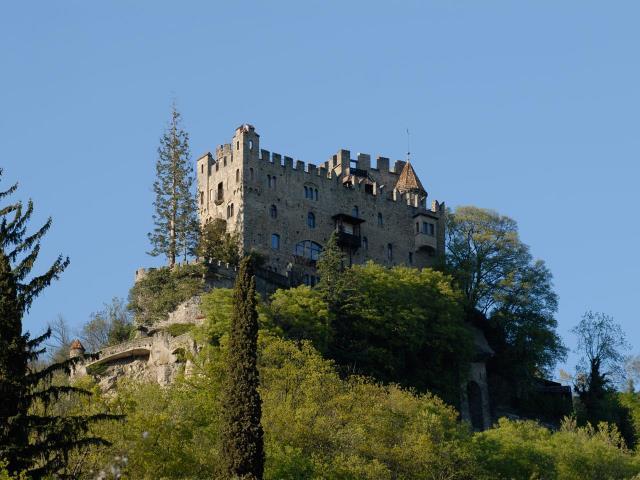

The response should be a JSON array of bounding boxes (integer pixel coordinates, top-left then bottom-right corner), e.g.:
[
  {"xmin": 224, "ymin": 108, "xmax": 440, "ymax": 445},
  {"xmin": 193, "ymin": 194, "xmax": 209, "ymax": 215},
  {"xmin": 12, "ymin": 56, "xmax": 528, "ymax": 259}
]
[{"xmin": 196, "ymin": 124, "xmax": 446, "ymax": 285}]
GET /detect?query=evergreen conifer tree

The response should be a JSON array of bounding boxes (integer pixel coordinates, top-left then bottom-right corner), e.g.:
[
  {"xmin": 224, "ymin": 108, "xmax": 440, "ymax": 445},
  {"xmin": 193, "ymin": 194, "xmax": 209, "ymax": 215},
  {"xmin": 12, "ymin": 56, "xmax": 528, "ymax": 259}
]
[
  {"xmin": 316, "ymin": 232, "xmax": 347, "ymax": 311},
  {"xmin": 0, "ymin": 170, "xmax": 118, "ymax": 478},
  {"xmin": 148, "ymin": 103, "xmax": 199, "ymax": 266},
  {"xmin": 220, "ymin": 256, "xmax": 264, "ymax": 480}
]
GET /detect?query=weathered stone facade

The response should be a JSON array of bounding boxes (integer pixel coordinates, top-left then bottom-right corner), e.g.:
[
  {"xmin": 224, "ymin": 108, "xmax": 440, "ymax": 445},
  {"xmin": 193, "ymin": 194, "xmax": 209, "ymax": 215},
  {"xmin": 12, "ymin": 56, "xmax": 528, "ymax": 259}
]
[{"xmin": 197, "ymin": 124, "xmax": 446, "ymax": 284}]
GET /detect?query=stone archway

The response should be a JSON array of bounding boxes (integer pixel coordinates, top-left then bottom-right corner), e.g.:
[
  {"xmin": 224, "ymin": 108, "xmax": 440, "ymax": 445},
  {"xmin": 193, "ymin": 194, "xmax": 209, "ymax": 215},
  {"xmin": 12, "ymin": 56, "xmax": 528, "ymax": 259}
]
[{"xmin": 467, "ymin": 381, "xmax": 484, "ymax": 431}]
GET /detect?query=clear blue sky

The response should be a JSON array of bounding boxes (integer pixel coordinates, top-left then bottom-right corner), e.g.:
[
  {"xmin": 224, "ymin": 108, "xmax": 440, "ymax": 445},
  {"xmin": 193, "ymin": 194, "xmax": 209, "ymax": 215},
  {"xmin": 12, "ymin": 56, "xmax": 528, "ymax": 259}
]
[{"xmin": 2, "ymin": 1, "xmax": 638, "ymax": 379}]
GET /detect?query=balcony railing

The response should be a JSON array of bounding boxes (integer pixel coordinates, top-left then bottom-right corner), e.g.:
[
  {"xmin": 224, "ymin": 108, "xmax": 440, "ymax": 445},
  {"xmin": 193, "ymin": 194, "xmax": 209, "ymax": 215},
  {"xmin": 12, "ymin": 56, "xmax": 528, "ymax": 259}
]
[{"xmin": 336, "ymin": 231, "xmax": 361, "ymax": 250}]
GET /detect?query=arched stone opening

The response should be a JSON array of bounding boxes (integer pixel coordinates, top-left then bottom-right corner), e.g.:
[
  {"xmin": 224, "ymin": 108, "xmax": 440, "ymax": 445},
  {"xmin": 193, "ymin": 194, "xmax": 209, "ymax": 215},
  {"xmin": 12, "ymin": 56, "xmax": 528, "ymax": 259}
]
[{"xmin": 467, "ymin": 381, "xmax": 484, "ymax": 431}]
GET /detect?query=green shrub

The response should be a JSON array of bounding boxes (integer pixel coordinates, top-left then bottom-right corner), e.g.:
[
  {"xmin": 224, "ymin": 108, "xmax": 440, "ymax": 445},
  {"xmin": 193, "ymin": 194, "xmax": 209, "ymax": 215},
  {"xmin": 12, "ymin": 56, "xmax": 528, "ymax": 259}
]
[
  {"xmin": 128, "ymin": 264, "xmax": 205, "ymax": 325},
  {"xmin": 165, "ymin": 323, "xmax": 195, "ymax": 337}
]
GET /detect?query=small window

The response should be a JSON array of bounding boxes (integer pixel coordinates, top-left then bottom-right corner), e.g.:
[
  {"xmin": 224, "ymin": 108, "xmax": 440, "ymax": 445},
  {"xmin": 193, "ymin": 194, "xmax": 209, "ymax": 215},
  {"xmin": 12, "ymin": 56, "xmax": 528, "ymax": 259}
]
[
  {"xmin": 201, "ymin": 164, "xmax": 204, "ymax": 174},
  {"xmin": 236, "ymin": 141, "xmax": 239, "ymax": 150},
  {"xmin": 217, "ymin": 182, "xmax": 224, "ymax": 202},
  {"xmin": 314, "ymin": 189, "xmax": 318, "ymax": 201},
  {"xmin": 267, "ymin": 175, "xmax": 272, "ymax": 188},
  {"xmin": 416, "ymin": 222, "xmax": 420, "ymax": 233},
  {"xmin": 200, "ymin": 191, "xmax": 204, "ymax": 205},
  {"xmin": 215, "ymin": 162, "xmax": 219, "ymax": 172},
  {"xmin": 378, "ymin": 213, "xmax": 383, "ymax": 226},
  {"xmin": 249, "ymin": 139, "xmax": 254, "ymax": 151},
  {"xmin": 304, "ymin": 186, "xmax": 309, "ymax": 198},
  {"xmin": 250, "ymin": 167, "xmax": 254, "ymax": 180},
  {"xmin": 271, "ymin": 234, "xmax": 280, "ymax": 250},
  {"xmin": 409, "ymin": 252, "xmax": 413, "ymax": 265},
  {"xmin": 270, "ymin": 205, "xmax": 277, "ymax": 219},
  {"xmin": 352, "ymin": 206, "xmax": 359, "ymax": 218},
  {"xmin": 429, "ymin": 224, "xmax": 435, "ymax": 236},
  {"xmin": 224, "ymin": 156, "xmax": 227, "ymax": 167},
  {"xmin": 268, "ymin": 175, "xmax": 277, "ymax": 189},
  {"xmin": 236, "ymin": 169, "xmax": 240, "ymax": 183},
  {"xmin": 307, "ymin": 212, "xmax": 316, "ymax": 228},
  {"xmin": 387, "ymin": 243, "xmax": 393, "ymax": 261},
  {"xmin": 226, "ymin": 203, "xmax": 234, "ymax": 219},
  {"xmin": 362, "ymin": 236, "xmax": 368, "ymax": 250}
]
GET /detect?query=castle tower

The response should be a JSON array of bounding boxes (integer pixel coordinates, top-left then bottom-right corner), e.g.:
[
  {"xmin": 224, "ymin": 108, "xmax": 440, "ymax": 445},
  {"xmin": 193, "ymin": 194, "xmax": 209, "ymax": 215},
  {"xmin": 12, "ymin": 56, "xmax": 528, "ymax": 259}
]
[
  {"xmin": 395, "ymin": 161, "xmax": 427, "ymax": 196},
  {"xmin": 69, "ymin": 339, "xmax": 86, "ymax": 358}
]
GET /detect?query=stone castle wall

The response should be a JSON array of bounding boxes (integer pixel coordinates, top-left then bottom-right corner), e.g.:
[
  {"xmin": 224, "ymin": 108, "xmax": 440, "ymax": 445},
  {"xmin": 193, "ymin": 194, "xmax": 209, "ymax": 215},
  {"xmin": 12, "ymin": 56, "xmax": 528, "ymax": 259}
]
[{"xmin": 196, "ymin": 125, "xmax": 446, "ymax": 281}]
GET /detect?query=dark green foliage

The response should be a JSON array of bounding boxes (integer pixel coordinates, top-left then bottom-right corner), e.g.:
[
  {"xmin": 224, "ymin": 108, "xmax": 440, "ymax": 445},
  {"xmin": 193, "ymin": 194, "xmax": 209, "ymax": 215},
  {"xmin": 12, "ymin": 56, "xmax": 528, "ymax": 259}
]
[
  {"xmin": 221, "ymin": 256, "xmax": 265, "ymax": 479},
  {"xmin": 198, "ymin": 218, "xmax": 240, "ymax": 266},
  {"xmin": 128, "ymin": 263, "xmax": 205, "ymax": 325},
  {"xmin": 325, "ymin": 262, "xmax": 472, "ymax": 404},
  {"xmin": 148, "ymin": 104, "xmax": 199, "ymax": 267},
  {"xmin": 315, "ymin": 232, "xmax": 346, "ymax": 312},
  {"xmin": 446, "ymin": 206, "xmax": 567, "ymax": 409},
  {"xmin": 0, "ymin": 170, "xmax": 118, "ymax": 478}
]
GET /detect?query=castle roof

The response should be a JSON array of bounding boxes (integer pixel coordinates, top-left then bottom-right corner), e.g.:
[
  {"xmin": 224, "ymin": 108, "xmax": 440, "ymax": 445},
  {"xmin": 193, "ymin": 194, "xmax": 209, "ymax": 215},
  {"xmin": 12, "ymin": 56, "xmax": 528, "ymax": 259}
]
[
  {"xmin": 395, "ymin": 161, "xmax": 426, "ymax": 195},
  {"xmin": 70, "ymin": 339, "xmax": 85, "ymax": 351}
]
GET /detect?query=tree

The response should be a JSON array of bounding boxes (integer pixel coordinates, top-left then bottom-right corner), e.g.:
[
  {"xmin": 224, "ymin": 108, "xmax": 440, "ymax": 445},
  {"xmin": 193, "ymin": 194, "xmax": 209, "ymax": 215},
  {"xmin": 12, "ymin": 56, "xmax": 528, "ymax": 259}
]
[
  {"xmin": 220, "ymin": 256, "xmax": 265, "ymax": 479},
  {"xmin": 315, "ymin": 232, "xmax": 346, "ymax": 312},
  {"xmin": 148, "ymin": 103, "xmax": 199, "ymax": 267},
  {"xmin": 0, "ymin": 170, "xmax": 116, "ymax": 477},
  {"xmin": 327, "ymin": 262, "xmax": 472, "ymax": 403},
  {"xmin": 45, "ymin": 314, "xmax": 72, "ymax": 364},
  {"xmin": 572, "ymin": 311, "xmax": 635, "ymax": 447},
  {"xmin": 446, "ymin": 206, "xmax": 566, "ymax": 406},
  {"xmin": 198, "ymin": 218, "xmax": 240, "ymax": 266},
  {"xmin": 81, "ymin": 297, "xmax": 133, "ymax": 352},
  {"xmin": 445, "ymin": 206, "xmax": 529, "ymax": 314}
]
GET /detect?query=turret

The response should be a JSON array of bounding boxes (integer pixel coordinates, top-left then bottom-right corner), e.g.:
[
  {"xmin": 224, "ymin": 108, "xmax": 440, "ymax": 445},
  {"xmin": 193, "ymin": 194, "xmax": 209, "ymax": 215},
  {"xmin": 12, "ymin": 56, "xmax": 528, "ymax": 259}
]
[{"xmin": 69, "ymin": 339, "xmax": 85, "ymax": 358}]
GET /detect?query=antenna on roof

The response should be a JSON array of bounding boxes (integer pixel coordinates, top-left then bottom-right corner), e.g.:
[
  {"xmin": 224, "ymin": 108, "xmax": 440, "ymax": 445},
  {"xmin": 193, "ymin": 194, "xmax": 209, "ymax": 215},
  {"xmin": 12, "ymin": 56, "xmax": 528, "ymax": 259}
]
[{"xmin": 406, "ymin": 128, "xmax": 411, "ymax": 163}]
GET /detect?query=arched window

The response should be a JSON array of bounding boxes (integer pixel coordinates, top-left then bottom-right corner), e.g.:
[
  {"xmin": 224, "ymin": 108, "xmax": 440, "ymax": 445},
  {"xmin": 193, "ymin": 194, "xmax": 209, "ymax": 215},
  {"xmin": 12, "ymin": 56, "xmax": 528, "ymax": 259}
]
[
  {"xmin": 387, "ymin": 243, "xmax": 393, "ymax": 261},
  {"xmin": 416, "ymin": 222, "xmax": 420, "ymax": 233},
  {"xmin": 224, "ymin": 156, "xmax": 227, "ymax": 166},
  {"xmin": 272, "ymin": 176, "xmax": 277, "ymax": 188},
  {"xmin": 271, "ymin": 234, "xmax": 280, "ymax": 250},
  {"xmin": 267, "ymin": 175, "xmax": 271, "ymax": 187},
  {"xmin": 294, "ymin": 240, "xmax": 323, "ymax": 261},
  {"xmin": 304, "ymin": 186, "xmax": 309, "ymax": 198},
  {"xmin": 249, "ymin": 139, "xmax": 254, "ymax": 151},
  {"xmin": 352, "ymin": 205, "xmax": 359, "ymax": 218},
  {"xmin": 314, "ymin": 189, "xmax": 318, "ymax": 201},
  {"xmin": 307, "ymin": 212, "xmax": 316, "ymax": 228},
  {"xmin": 270, "ymin": 204, "xmax": 278, "ymax": 219},
  {"xmin": 409, "ymin": 252, "xmax": 413, "ymax": 265},
  {"xmin": 250, "ymin": 167, "xmax": 254, "ymax": 180},
  {"xmin": 362, "ymin": 236, "xmax": 368, "ymax": 250},
  {"xmin": 378, "ymin": 213, "xmax": 383, "ymax": 226},
  {"xmin": 236, "ymin": 169, "xmax": 240, "ymax": 183}
]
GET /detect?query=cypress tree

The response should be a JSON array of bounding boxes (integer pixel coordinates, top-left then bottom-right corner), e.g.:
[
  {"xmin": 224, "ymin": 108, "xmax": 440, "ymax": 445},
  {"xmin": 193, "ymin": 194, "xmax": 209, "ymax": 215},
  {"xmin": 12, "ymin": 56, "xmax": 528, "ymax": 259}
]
[
  {"xmin": 220, "ymin": 256, "xmax": 264, "ymax": 480},
  {"xmin": 0, "ymin": 170, "xmax": 119, "ymax": 478},
  {"xmin": 148, "ymin": 103, "xmax": 199, "ymax": 267}
]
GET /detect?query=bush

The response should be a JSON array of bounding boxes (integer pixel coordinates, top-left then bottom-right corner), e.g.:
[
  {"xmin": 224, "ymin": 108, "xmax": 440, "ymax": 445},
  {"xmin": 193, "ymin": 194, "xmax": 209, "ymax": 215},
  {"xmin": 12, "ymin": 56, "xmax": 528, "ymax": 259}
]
[
  {"xmin": 164, "ymin": 323, "xmax": 195, "ymax": 337},
  {"xmin": 128, "ymin": 264, "xmax": 205, "ymax": 325}
]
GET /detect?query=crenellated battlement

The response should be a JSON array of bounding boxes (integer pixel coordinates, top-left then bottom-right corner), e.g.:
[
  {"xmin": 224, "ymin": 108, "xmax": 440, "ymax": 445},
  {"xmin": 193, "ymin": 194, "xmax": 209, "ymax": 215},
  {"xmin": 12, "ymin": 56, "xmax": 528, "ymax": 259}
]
[{"xmin": 196, "ymin": 124, "xmax": 445, "ymax": 278}]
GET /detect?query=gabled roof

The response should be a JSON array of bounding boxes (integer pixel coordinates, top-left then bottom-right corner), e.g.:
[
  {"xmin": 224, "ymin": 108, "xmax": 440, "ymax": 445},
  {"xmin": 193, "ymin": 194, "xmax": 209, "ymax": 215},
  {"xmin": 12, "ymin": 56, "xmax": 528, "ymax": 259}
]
[{"xmin": 395, "ymin": 161, "xmax": 426, "ymax": 195}]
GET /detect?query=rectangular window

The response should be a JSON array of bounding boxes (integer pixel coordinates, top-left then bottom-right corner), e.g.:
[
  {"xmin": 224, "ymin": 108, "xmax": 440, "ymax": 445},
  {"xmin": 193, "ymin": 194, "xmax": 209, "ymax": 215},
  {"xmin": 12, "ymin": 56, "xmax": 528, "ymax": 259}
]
[{"xmin": 271, "ymin": 234, "xmax": 280, "ymax": 250}]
